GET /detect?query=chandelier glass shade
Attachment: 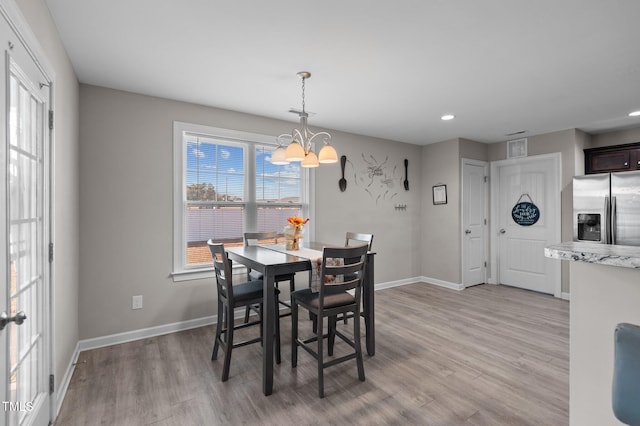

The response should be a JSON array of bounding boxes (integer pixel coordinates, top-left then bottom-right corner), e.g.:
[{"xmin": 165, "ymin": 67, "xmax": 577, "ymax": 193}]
[{"xmin": 273, "ymin": 71, "xmax": 338, "ymax": 168}]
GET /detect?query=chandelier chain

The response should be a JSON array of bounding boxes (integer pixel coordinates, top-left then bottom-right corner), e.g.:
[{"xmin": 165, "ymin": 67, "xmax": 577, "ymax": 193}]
[{"xmin": 301, "ymin": 76, "xmax": 306, "ymax": 113}]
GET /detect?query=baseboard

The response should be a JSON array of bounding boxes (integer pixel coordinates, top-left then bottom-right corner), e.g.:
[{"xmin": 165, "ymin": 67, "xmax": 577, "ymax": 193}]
[
  {"xmin": 78, "ymin": 315, "xmax": 218, "ymax": 352},
  {"xmin": 374, "ymin": 277, "xmax": 422, "ymax": 291},
  {"xmin": 420, "ymin": 276, "xmax": 465, "ymax": 291},
  {"xmin": 561, "ymin": 292, "xmax": 570, "ymax": 301},
  {"xmin": 55, "ymin": 341, "xmax": 80, "ymax": 416}
]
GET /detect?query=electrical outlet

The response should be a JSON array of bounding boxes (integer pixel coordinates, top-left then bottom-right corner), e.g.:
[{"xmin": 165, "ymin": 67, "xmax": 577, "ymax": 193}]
[{"xmin": 132, "ymin": 295, "xmax": 143, "ymax": 310}]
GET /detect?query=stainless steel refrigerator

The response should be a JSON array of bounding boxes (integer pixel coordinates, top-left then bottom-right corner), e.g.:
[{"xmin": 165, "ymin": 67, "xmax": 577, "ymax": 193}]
[{"xmin": 574, "ymin": 170, "xmax": 640, "ymax": 246}]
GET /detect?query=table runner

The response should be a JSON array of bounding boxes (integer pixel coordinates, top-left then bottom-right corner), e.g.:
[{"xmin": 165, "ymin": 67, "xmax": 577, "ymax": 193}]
[{"xmin": 263, "ymin": 244, "xmax": 342, "ymax": 292}]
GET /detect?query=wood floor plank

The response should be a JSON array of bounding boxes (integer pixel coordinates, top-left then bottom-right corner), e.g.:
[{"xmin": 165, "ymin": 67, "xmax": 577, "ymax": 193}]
[{"xmin": 55, "ymin": 284, "xmax": 569, "ymax": 425}]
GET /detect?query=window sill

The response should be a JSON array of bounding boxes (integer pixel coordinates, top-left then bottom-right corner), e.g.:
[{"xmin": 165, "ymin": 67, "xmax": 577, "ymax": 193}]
[
  {"xmin": 171, "ymin": 264, "xmax": 247, "ymax": 283},
  {"xmin": 171, "ymin": 268, "xmax": 214, "ymax": 282}
]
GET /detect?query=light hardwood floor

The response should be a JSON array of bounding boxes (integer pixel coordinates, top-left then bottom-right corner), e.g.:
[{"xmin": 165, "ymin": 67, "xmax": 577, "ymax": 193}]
[{"xmin": 55, "ymin": 283, "xmax": 569, "ymax": 425}]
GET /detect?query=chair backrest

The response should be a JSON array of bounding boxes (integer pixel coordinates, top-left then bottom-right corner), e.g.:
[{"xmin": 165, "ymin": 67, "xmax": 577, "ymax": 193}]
[
  {"xmin": 613, "ymin": 322, "xmax": 640, "ymax": 425},
  {"xmin": 207, "ymin": 240, "xmax": 234, "ymax": 301},
  {"xmin": 318, "ymin": 244, "xmax": 368, "ymax": 310},
  {"xmin": 244, "ymin": 231, "xmax": 280, "ymax": 247},
  {"xmin": 345, "ymin": 232, "xmax": 374, "ymax": 251}
]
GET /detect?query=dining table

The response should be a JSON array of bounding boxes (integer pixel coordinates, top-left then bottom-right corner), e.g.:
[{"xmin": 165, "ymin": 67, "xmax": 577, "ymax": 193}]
[{"xmin": 225, "ymin": 241, "xmax": 376, "ymax": 396}]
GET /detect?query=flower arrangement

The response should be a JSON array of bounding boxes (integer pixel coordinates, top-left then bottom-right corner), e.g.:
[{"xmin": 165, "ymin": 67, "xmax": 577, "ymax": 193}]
[
  {"xmin": 287, "ymin": 216, "xmax": 310, "ymax": 229},
  {"xmin": 285, "ymin": 216, "xmax": 309, "ymax": 250}
]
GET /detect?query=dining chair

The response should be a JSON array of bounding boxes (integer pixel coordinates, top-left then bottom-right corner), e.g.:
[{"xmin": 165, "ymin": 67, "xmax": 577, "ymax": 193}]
[
  {"xmin": 243, "ymin": 231, "xmax": 296, "ymax": 321},
  {"xmin": 208, "ymin": 240, "xmax": 281, "ymax": 382},
  {"xmin": 291, "ymin": 244, "xmax": 368, "ymax": 398},
  {"xmin": 342, "ymin": 232, "xmax": 373, "ymax": 324},
  {"xmin": 345, "ymin": 231, "xmax": 374, "ymax": 251}
]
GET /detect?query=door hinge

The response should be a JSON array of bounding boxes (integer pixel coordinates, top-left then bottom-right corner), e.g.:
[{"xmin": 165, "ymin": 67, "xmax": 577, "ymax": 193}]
[
  {"xmin": 483, "ymin": 176, "xmax": 488, "ymax": 183},
  {"xmin": 484, "ymin": 218, "xmax": 487, "ymax": 225},
  {"xmin": 49, "ymin": 374, "xmax": 54, "ymax": 394},
  {"xmin": 484, "ymin": 261, "xmax": 487, "ymax": 267},
  {"xmin": 48, "ymin": 110, "xmax": 54, "ymax": 130},
  {"xmin": 49, "ymin": 242, "xmax": 54, "ymax": 263}
]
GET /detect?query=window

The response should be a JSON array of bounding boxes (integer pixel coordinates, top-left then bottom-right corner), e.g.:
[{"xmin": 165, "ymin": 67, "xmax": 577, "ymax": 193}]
[{"xmin": 173, "ymin": 122, "xmax": 311, "ymax": 281}]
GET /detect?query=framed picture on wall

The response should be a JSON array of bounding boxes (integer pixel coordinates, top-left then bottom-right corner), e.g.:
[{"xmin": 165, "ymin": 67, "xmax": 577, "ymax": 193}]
[{"xmin": 432, "ymin": 184, "xmax": 447, "ymax": 205}]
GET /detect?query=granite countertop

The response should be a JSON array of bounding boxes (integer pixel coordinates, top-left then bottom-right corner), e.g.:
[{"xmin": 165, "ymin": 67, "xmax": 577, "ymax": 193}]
[{"xmin": 545, "ymin": 242, "xmax": 640, "ymax": 269}]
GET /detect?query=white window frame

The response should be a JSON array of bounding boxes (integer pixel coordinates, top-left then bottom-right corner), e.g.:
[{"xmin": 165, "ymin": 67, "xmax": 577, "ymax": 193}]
[{"xmin": 172, "ymin": 121, "xmax": 314, "ymax": 282}]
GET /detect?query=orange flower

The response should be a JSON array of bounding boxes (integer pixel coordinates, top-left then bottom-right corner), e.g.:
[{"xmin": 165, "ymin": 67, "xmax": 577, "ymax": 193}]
[{"xmin": 287, "ymin": 216, "xmax": 310, "ymax": 228}]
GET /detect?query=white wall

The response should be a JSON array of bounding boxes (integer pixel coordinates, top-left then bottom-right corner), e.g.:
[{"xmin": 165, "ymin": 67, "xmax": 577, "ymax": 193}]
[
  {"xmin": 15, "ymin": 0, "xmax": 80, "ymax": 392},
  {"xmin": 78, "ymin": 84, "xmax": 422, "ymax": 339}
]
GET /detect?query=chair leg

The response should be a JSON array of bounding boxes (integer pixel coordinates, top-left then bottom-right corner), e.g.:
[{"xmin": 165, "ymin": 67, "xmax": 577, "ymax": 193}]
[
  {"xmin": 353, "ymin": 308, "xmax": 365, "ymax": 382},
  {"xmin": 221, "ymin": 305, "xmax": 234, "ymax": 382},
  {"xmin": 317, "ymin": 314, "xmax": 324, "ymax": 398},
  {"xmin": 259, "ymin": 302, "xmax": 263, "ymax": 346},
  {"xmin": 244, "ymin": 305, "xmax": 251, "ymax": 323},
  {"xmin": 275, "ymin": 292, "xmax": 281, "ymax": 365},
  {"xmin": 212, "ymin": 299, "xmax": 223, "ymax": 360},
  {"xmin": 291, "ymin": 299, "xmax": 298, "ymax": 368},
  {"xmin": 328, "ymin": 315, "xmax": 336, "ymax": 356}
]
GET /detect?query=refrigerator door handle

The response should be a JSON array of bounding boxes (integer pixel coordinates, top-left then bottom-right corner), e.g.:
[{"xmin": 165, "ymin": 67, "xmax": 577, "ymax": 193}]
[
  {"xmin": 604, "ymin": 196, "xmax": 611, "ymax": 244},
  {"xmin": 612, "ymin": 196, "xmax": 617, "ymax": 245}
]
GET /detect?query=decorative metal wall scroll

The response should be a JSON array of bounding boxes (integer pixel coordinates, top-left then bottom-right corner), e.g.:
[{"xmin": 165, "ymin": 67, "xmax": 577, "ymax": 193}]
[
  {"xmin": 349, "ymin": 154, "xmax": 400, "ymax": 204},
  {"xmin": 511, "ymin": 193, "xmax": 540, "ymax": 226}
]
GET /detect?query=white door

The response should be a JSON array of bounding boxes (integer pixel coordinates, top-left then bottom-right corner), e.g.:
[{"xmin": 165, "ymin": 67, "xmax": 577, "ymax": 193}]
[
  {"xmin": 0, "ymin": 10, "xmax": 52, "ymax": 426},
  {"xmin": 462, "ymin": 159, "xmax": 488, "ymax": 287},
  {"xmin": 491, "ymin": 154, "xmax": 561, "ymax": 296}
]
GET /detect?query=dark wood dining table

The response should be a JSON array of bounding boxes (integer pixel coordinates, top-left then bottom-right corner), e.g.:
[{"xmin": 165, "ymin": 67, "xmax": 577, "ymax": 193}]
[{"xmin": 225, "ymin": 242, "xmax": 376, "ymax": 396}]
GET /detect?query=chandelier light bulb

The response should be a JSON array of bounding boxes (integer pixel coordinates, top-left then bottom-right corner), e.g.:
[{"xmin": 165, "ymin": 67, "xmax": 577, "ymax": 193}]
[
  {"xmin": 285, "ymin": 140, "xmax": 305, "ymax": 162},
  {"xmin": 270, "ymin": 145, "xmax": 290, "ymax": 165},
  {"xmin": 301, "ymin": 151, "xmax": 319, "ymax": 168},
  {"xmin": 318, "ymin": 144, "xmax": 338, "ymax": 164}
]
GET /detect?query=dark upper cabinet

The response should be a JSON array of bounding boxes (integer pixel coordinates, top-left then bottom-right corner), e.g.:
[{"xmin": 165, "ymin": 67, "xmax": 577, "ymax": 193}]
[{"xmin": 585, "ymin": 143, "xmax": 640, "ymax": 174}]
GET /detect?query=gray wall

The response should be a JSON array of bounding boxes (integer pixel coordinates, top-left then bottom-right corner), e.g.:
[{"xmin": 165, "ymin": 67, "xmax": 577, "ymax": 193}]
[
  {"xmin": 420, "ymin": 138, "xmax": 488, "ymax": 284},
  {"xmin": 15, "ymin": 0, "xmax": 80, "ymax": 388},
  {"xmin": 589, "ymin": 127, "xmax": 640, "ymax": 149},
  {"xmin": 79, "ymin": 84, "xmax": 422, "ymax": 339}
]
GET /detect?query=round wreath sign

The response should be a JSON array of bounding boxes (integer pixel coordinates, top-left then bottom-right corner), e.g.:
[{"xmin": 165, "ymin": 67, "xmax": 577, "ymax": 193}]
[{"xmin": 511, "ymin": 194, "xmax": 540, "ymax": 226}]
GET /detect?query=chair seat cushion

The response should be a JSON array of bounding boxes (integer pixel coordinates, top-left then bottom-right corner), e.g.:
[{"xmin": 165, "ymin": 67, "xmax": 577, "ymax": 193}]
[
  {"xmin": 292, "ymin": 288, "xmax": 355, "ymax": 310},
  {"xmin": 233, "ymin": 280, "xmax": 264, "ymax": 302}
]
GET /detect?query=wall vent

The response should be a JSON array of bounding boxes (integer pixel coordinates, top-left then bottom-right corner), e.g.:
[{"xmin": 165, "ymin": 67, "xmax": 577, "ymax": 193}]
[{"xmin": 507, "ymin": 138, "xmax": 528, "ymax": 159}]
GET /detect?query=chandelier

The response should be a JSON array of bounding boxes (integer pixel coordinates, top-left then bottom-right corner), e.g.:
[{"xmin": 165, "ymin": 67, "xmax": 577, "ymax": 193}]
[{"xmin": 271, "ymin": 71, "xmax": 338, "ymax": 167}]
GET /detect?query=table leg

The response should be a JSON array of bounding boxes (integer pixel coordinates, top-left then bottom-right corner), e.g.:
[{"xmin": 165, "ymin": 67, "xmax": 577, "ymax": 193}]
[
  {"xmin": 364, "ymin": 253, "xmax": 375, "ymax": 356},
  {"xmin": 263, "ymin": 268, "xmax": 275, "ymax": 395}
]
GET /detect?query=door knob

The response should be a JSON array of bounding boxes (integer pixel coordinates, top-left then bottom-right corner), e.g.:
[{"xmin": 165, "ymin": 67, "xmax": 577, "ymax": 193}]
[
  {"xmin": 499, "ymin": 228, "xmax": 506, "ymax": 234},
  {"xmin": 0, "ymin": 311, "xmax": 27, "ymax": 331},
  {"xmin": 465, "ymin": 229, "xmax": 471, "ymax": 234}
]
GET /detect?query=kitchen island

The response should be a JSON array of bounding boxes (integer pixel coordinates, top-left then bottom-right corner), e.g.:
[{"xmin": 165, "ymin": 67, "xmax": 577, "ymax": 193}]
[{"xmin": 545, "ymin": 242, "xmax": 640, "ymax": 426}]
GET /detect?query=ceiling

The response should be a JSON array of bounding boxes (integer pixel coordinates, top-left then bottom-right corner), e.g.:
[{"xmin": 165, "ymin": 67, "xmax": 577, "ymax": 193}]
[{"xmin": 44, "ymin": 0, "xmax": 640, "ymax": 145}]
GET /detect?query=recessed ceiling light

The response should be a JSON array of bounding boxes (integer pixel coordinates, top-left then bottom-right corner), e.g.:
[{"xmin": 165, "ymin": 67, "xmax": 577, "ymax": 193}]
[
  {"xmin": 629, "ymin": 111, "xmax": 640, "ymax": 117},
  {"xmin": 441, "ymin": 114, "xmax": 455, "ymax": 121}
]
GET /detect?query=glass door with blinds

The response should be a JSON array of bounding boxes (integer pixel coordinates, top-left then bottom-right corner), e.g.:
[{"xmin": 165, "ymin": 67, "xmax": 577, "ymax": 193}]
[{"xmin": 1, "ymin": 10, "xmax": 53, "ymax": 426}]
